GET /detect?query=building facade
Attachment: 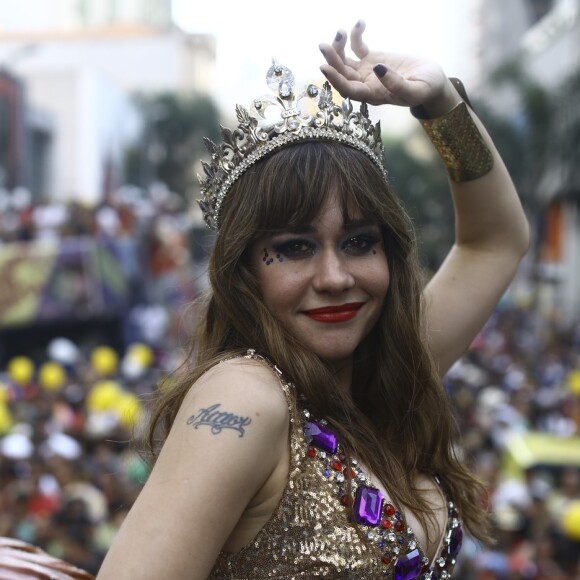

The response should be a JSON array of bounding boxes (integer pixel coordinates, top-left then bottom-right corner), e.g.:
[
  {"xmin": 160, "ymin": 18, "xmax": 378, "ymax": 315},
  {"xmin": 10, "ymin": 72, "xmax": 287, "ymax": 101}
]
[
  {"xmin": 473, "ymin": 0, "xmax": 580, "ymax": 319},
  {"xmin": 0, "ymin": 0, "xmax": 215, "ymax": 204}
]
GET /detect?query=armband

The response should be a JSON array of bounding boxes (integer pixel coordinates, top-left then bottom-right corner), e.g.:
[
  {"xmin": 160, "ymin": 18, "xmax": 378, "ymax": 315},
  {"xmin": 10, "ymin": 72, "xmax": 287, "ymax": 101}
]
[{"xmin": 411, "ymin": 79, "xmax": 494, "ymax": 182}]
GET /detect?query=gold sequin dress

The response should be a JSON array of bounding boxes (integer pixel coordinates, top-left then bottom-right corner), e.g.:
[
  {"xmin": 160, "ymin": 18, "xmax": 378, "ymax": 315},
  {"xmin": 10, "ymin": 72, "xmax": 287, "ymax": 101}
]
[{"xmin": 209, "ymin": 352, "xmax": 463, "ymax": 579}]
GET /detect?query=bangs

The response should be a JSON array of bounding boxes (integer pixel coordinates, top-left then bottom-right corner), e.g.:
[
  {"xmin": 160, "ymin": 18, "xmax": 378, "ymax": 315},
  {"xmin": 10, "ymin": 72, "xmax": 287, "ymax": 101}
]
[{"xmin": 228, "ymin": 141, "xmax": 391, "ymax": 234}]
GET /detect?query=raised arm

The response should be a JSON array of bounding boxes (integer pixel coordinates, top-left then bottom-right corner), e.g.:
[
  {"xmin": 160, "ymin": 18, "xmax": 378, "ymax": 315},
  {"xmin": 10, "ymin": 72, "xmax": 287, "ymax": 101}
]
[
  {"xmin": 97, "ymin": 359, "xmax": 289, "ymax": 579},
  {"xmin": 320, "ymin": 21, "xmax": 530, "ymax": 376}
]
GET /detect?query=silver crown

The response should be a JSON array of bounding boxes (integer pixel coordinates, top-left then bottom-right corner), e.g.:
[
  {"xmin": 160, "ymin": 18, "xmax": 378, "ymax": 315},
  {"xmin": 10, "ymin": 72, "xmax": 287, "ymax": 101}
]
[{"xmin": 198, "ymin": 59, "xmax": 386, "ymax": 231}]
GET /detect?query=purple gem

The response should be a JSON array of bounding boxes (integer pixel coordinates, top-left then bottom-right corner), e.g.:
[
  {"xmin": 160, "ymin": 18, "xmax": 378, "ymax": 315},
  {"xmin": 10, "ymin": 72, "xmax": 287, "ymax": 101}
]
[
  {"xmin": 449, "ymin": 526, "xmax": 463, "ymax": 558},
  {"xmin": 304, "ymin": 421, "xmax": 338, "ymax": 454},
  {"xmin": 353, "ymin": 485, "xmax": 384, "ymax": 526},
  {"xmin": 394, "ymin": 549, "xmax": 423, "ymax": 580}
]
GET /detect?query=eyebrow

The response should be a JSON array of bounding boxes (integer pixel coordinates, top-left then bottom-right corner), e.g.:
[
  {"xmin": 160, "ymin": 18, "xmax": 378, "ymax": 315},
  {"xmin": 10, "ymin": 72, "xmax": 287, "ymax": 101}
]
[
  {"xmin": 274, "ymin": 219, "xmax": 378, "ymax": 236},
  {"xmin": 343, "ymin": 218, "xmax": 377, "ymax": 230}
]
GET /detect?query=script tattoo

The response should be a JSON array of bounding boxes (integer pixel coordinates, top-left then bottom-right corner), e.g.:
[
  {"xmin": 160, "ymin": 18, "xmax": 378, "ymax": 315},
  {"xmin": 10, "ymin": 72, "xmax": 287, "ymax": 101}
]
[{"xmin": 186, "ymin": 403, "xmax": 252, "ymax": 437}]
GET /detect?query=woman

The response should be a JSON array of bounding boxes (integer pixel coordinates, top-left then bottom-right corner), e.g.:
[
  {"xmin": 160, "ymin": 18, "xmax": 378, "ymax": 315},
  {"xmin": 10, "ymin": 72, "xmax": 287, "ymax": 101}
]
[{"xmin": 98, "ymin": 21, "xmax": 529, "ymax": 579}]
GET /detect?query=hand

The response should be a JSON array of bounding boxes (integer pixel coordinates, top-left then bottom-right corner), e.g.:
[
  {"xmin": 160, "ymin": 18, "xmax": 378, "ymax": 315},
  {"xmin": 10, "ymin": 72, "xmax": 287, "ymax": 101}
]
[{"xmin": 319, "ymin": 20, "xmax": 459, "ymax": 113}]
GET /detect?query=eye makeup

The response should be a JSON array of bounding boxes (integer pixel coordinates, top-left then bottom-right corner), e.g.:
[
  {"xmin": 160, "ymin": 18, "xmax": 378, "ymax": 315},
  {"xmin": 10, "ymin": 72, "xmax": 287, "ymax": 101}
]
[
  {"xmin": 266, "ymin": 225, "xmax": 383, "ymax": 261},
  {"xmin": 262, "ymin": 247, "xmax": 284, "ymax": 265}
]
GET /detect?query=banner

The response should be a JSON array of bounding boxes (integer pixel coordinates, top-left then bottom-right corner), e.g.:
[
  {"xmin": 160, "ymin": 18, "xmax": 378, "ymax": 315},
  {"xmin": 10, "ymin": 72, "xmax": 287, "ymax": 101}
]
[{"xmin": 0, "ymin": 237, "xmax": 129, "ymax": 327}]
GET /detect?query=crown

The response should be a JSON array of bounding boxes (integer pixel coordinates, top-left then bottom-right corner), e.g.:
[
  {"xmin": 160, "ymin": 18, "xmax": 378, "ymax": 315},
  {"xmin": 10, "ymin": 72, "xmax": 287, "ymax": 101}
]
[{"xmin": 198, "ymin": 60, "xmax": 386, "ymax": 231}]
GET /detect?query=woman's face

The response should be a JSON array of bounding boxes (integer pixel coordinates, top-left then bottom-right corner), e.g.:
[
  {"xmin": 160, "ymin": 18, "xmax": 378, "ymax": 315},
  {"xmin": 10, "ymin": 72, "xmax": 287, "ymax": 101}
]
[{"xmin": 252, "ymin": 190, "xmax": 390, "ymax": 368}]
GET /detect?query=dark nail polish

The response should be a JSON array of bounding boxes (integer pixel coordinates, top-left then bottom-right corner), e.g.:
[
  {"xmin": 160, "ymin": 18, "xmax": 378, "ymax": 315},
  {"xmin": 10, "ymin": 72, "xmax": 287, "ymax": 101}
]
[
  {"xmin": 319, "ymin": 47, "xmax": 326, "ymax": 57},
  {"xmin": 321, "ymin": 69, "xmax": 328, "ymax": 78},
  {"xmin": 373, "ymin": 64, "xmax": 387, "ymax": 78},
  {"xmin": 335, "ymin": 32, "xmax": 342, "ymax": 42},
  {"xmin": 355, "ymin": 20, "xmax": 361, "ymax": 28}
]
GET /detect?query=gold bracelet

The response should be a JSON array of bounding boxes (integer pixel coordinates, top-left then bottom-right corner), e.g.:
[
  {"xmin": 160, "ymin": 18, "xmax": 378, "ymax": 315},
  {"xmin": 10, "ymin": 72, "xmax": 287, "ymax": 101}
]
[{"xmin": 412, "ymin": 83, "xmax": 494, "ymax": 182}]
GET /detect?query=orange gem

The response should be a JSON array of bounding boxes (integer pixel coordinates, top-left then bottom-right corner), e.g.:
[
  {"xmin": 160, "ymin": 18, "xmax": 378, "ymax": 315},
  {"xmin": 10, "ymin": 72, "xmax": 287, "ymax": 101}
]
[
  {"xmin": 381, "ymin": 519, "xmax": 393, "ymax": 529},
  {"xmin": 307, "ymin": 446, "xmax": 317, "ymax": 458},
  {"xmin": 383, "ymin": 503, "xmax": 395, "ymax": 516},
  {"xmin": 343, "ymin": 467, "xmax": 356, "ymax": 478},
  {"xmin": 331, "ymin": 460, "xmax": 343, "ymax": 471}
]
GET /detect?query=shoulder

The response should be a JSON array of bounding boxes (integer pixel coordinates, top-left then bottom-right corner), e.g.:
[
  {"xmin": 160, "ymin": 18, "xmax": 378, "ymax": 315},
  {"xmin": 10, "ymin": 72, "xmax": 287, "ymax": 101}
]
[
  {"xmin": 97, "ymin": 357, "xmax": 293, "ymax": 578},
  {"xmin": 172, "ymin": 355, "xmax": 291, "ymax": 444},
  {"xmin": 191, "ymin": 355, "xmax": 290, "ymax": 411}
]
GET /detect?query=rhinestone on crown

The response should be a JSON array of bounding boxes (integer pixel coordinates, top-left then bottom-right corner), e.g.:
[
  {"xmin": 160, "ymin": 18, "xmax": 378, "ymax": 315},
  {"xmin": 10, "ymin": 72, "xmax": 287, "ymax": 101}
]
[{"xmin": 197, "ymin": 59, "xmax": 387, "ymax": 231}]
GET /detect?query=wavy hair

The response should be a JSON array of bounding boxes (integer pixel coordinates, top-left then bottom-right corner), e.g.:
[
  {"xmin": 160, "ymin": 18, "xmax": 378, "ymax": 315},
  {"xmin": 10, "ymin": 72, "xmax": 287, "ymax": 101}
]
[{"xmin": 144, "ymin": 141, "xmax": 491, "ymax": 544}]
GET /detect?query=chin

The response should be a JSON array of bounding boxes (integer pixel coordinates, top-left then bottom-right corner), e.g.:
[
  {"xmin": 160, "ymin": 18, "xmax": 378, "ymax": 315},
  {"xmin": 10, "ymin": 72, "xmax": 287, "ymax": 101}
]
[{"xmin": 310, "ymin": 345, "xmax": 357, "ymax": 366}]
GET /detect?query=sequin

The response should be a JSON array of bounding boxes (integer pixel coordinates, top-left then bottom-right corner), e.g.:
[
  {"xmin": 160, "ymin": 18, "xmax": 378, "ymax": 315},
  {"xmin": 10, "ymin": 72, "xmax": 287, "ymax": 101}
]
[{"xmin": 208, "ymin": 352, "xmax": 464, "ymax": 578}]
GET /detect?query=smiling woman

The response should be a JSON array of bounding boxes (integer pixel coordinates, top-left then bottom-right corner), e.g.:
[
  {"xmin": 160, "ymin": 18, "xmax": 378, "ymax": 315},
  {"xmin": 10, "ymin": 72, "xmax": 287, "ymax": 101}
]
[
  {"xmin": 97, "ymin": 20, "xmax": 529, "ymax": 579},
  {"xmin": 246, "ymin": 145, "xmax": 392, "ymax": 372}
]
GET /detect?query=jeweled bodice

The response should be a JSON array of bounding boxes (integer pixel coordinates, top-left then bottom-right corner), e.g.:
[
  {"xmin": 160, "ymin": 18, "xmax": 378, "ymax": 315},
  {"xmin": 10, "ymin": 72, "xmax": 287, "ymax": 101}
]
[{"xmin": 209, "ymin": 353, "xmax": 463, "ymax": 579}]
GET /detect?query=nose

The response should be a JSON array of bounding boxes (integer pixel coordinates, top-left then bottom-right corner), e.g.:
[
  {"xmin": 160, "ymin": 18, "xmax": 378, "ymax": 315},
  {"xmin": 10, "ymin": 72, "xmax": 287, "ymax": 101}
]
[{"xmin": 311, "ymin": 250, "xmax": 355, "ymax": 294}]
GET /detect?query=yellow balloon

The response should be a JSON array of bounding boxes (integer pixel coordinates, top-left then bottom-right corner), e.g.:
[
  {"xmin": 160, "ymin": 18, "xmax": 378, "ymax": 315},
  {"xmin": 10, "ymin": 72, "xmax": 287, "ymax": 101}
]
[
  {"xmin": 568, "ymin": 370, "xmax": 580, "ymax": 396},
  {"xmin": 0, "ymin": 403, "xmax": 13, "ymax": 434},
  {"xmin": 91, "ymin": 346, "xmax": 119, "ymax": 376},
  {"xmin": 87, "ymin": 380, "xmax": 122, "ymax": 412},
  {"xmin": 7, "ymin": 356, "xmax": 35, "ymax": 385},
  {"xmin": 115, "ymin": 392, "xmax": 142, "ymax": 428},
  {"xmin": 127, "ymin": 343, "xmax": 154, "ymax": 368},
  {"xmin": 38, "ymin": 361, "xmax": 66, "ymax": 391},
  {"xmin": 561, "ymin": 500, "xmax": 580, "ymax": 541}
]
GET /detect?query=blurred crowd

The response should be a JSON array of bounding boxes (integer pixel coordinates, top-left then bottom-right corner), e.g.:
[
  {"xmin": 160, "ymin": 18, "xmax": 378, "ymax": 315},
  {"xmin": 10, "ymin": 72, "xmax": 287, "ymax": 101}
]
[
  {"xmin": 0, "ymin": 185, "xmax": 208, "ymax": 574},
  {"xmin": 0, "ymin": 184, "xmax": 209, "ymax": 316},
  {"xmin": 0, "ymin": 339, "xmax": 161, "ymax": 575},
  {"xmin": 1, "ymin": 307, "xmax": 578, "ymax": 578},
  {"xmin": 0, "ymin": 184, "xmax": 211, "ymax": 359},
  {"xmin": 448, "ymin": 306, "xmax": 580, "ymax": 579},
  {"xmin": 0, "ymin": 188, "xmax": 580, "ymax": 578}
]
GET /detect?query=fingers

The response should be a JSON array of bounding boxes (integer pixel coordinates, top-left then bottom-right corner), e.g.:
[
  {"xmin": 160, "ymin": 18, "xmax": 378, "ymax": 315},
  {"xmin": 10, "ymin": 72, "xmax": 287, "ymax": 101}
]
[
  {"xmin": 319, "ymin": 42, "xmax": 358, "ymax": 82},
  {"xmin": 332, "ymin": 28, "xmax": 348, "ymax": 62},
  {"xmin": 319, "ymin": 65, "xmax": 371, "ymax": 101},
  {"xmin": 350, "ymin": 19, "xmax": 369, "ymax": 59},
  {"xmin": 372, "ymin": 65, "xmax": 431, "ymax": 106},
  {"xmin": 319, "ymin": 21, "xmax": 365, "ymax": 83}
]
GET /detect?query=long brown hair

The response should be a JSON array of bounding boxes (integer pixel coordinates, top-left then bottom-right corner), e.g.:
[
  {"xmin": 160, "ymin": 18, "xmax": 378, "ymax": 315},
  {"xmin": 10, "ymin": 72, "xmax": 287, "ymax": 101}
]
[{"xmin": 144, "ymin": 141, "xmax": 491, "ymax": 543}]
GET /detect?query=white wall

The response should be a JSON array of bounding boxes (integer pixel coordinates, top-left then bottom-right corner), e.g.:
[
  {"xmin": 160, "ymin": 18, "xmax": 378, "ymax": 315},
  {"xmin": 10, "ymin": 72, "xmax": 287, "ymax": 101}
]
[
  {"xmin": 0, "ymin": 25, "xmax": 215, "ymax": 204},
  {"xmin": 21, "ymin": 64, "xmax": 141, "ymax": 203}
]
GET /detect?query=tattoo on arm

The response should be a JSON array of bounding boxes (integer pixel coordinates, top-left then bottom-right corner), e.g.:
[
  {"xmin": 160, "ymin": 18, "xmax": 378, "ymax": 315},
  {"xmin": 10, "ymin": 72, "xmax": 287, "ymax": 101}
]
[{"xmin": 186, "ymin": 403, "xmax": 252, "ymax": 437}]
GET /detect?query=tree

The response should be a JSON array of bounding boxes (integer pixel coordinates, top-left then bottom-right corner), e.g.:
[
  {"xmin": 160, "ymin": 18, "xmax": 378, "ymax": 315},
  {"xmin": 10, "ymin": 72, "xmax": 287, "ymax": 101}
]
[
  {"xmin": 125, "ymin": 92, "xmax": 221, "ymax": 197},
  {"xmin": 383, "ymin": 135, "xmax": 455, "ymax": 272}
]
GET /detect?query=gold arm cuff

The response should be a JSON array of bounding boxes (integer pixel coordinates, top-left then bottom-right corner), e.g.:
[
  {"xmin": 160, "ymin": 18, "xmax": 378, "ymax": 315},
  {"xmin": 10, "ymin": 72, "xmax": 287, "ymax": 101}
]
[{"xmin": 417, "ymin": 101, "xmax": 494, "ymax": 182}]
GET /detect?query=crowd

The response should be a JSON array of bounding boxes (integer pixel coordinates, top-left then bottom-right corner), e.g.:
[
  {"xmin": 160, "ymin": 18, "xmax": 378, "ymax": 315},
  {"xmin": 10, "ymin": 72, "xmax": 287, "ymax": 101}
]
[
  {"xmin": 0, "ymin": 184, "xmax": 206, "ymax": 574},
  {"xmin": 0, "ymin": 339, "xmax": 160, "ymax": 575},
  {"xmin": 0, "ymin": 184, "xmax": 210, "ymax": 355},
  {"xmin": 0, "ymin": 183, "xmax": 209, "ymax": 307},
  {"xmin": 0, "ymin": 187, "xmax": 579, "ymax": 578},
  {"xmin": 447, "ymin": 305, "xmax": 580, "ymax": 578},
  {"xmin": 0, "ymin": 305, "xmax": 578, "ymax": 578}
]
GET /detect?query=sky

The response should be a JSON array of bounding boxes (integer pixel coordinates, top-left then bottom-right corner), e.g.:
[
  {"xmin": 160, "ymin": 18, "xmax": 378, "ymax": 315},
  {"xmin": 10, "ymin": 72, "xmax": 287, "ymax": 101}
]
[{"xmin": 172, "ymin": 0, "xmax": 477, "ymax": 134}]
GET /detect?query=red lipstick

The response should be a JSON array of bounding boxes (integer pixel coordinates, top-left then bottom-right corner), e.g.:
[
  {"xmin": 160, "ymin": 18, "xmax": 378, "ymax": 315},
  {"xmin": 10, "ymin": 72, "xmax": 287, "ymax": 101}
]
[{"xmin": 302, "ymin": 302, "xmax": 364, "ymax": 323}]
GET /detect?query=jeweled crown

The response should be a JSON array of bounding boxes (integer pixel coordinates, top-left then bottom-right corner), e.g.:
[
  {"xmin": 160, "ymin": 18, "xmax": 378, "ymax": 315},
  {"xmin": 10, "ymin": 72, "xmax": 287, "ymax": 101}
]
[{"xmin": 198, "ymin": 60, "xmax": 386, "ymax": 231}]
